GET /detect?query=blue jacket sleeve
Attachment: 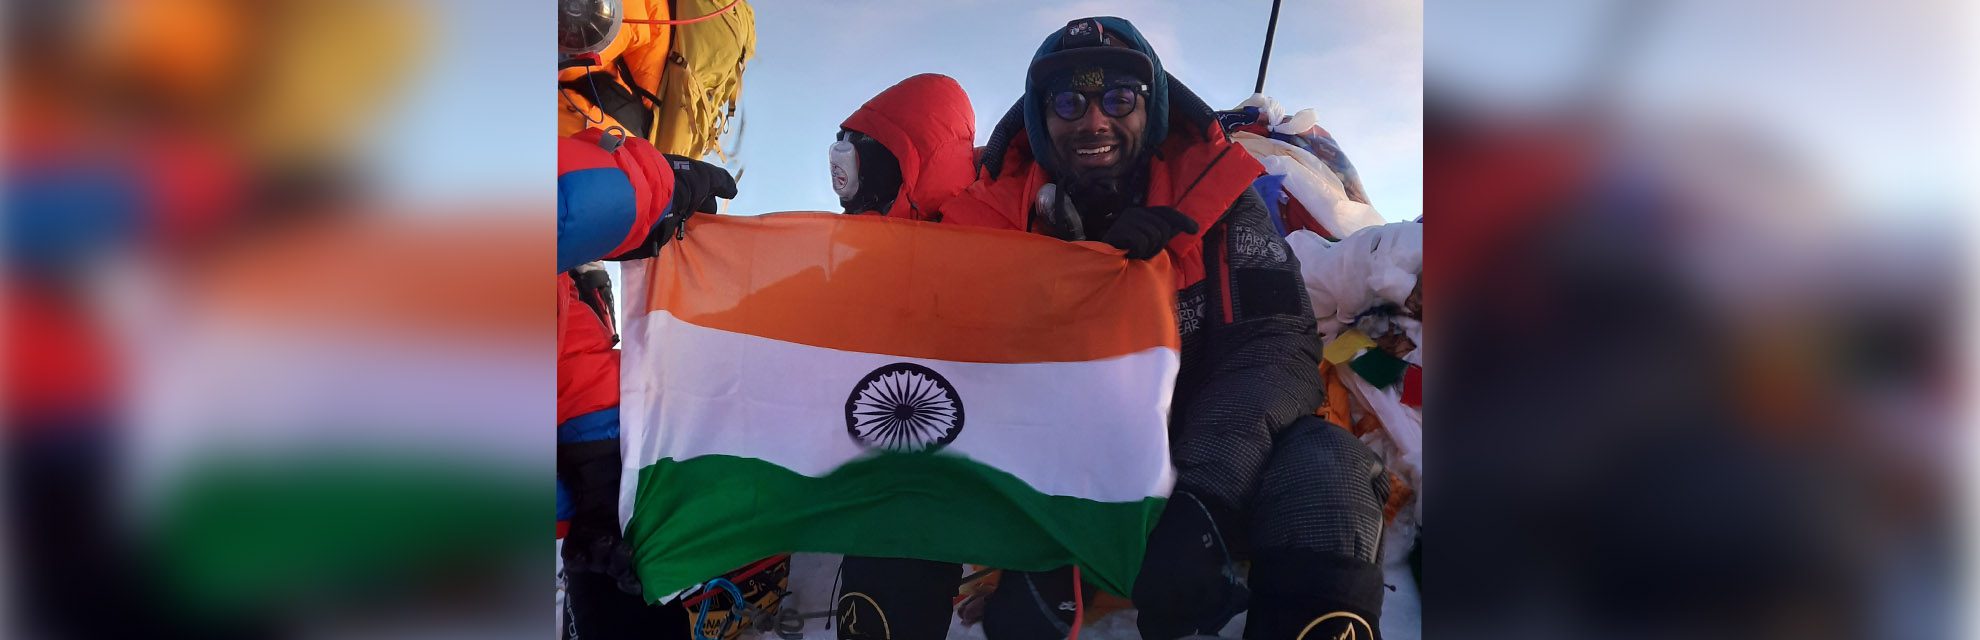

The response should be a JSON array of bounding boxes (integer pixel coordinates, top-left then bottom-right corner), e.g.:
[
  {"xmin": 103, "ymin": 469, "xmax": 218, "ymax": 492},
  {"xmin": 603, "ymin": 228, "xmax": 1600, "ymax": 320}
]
[{"xmin": 556, "ymin": 130, "xmax": 674, "ymax": 273}]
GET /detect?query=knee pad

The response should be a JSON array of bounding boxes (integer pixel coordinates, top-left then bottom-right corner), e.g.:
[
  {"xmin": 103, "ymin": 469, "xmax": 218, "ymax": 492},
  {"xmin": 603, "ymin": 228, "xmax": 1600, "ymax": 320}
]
[{"xmin": 1250, "ymin": 417, "xmax": 1389, "ymax": 563}]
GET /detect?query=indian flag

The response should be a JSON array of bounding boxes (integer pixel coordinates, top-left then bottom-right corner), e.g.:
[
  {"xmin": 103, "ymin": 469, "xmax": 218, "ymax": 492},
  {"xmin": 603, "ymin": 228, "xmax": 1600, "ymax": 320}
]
[{"xmin": 617, "ymin": 212, "xmax": 1179, "ymax": 601}]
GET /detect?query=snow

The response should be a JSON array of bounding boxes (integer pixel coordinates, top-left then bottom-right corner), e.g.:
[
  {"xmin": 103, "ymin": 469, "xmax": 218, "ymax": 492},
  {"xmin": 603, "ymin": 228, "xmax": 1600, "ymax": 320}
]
[
  {"xmin": 552, "ymin": 549, "xmax": 1417, "ymax": 638},
  {"xmin": 765, "ymin": 553, "xmax": 1412, "ymax": 640}
]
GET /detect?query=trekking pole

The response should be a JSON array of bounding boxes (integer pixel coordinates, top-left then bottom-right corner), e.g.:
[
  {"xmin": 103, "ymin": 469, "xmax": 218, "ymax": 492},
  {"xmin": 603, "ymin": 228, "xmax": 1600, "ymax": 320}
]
[{"xmin": 1254, "ymin": 0, "xmax": 1284, "ymax": 94}]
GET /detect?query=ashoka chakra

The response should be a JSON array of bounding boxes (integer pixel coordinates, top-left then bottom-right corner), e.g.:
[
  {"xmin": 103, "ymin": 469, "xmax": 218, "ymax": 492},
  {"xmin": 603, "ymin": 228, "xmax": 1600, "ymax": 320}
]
[{"xmin": 844, "ymin": 363, "xmax": 965, "ymax": 452}]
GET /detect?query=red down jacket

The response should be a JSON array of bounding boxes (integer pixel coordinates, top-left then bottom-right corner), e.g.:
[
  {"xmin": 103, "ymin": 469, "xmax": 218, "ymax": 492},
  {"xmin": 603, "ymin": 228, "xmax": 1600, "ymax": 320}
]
[{"xmin": 839, "ymin": 73, "xmax": 976, "ymax": 221}]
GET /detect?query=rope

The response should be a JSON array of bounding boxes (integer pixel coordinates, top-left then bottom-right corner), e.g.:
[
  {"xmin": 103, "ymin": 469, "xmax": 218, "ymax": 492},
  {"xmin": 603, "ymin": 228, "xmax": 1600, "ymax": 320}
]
[
  {"xmin": 625, "ymin": 0, "xmax": 741, "ymax": 26},
  {"xmin": 558, "ymin": 68, "xmax": 609, "ymax": 127},
  {"xmin": 1069, "ymin": 566, "xmax": 1084, "ymax": 640}
]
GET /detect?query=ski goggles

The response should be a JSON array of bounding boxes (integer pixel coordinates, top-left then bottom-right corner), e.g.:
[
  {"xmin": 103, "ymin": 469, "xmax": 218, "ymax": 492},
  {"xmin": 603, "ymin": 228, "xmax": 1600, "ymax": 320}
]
[{"xmin": 1047, "ymin": 85, "xmax": 1147, "ymax": 121}]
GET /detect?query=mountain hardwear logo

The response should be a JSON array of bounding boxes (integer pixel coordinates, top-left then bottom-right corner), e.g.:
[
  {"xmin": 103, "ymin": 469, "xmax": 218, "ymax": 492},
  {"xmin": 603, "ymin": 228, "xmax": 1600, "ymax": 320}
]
[
  {"xmin": 1234, "ymin": 227, "xmax": 1289, "ymax": 263},
  {"xmin": 845, "ymin": 363, "xmax": 965, "ymax": 452}
]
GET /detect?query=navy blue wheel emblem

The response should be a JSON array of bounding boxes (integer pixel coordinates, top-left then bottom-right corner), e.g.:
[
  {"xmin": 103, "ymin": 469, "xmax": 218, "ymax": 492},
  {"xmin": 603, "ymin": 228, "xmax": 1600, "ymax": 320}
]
[{"xmin": 845, "ymin": 363, "xmax": 964, "ymax": 452}]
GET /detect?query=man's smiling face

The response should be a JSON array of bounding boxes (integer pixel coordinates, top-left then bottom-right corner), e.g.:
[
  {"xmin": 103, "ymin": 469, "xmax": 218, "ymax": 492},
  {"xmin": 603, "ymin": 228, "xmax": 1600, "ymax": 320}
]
[{"xmin": 1044, "ymin": 84, "xmax": 1147, "ymax": 189}]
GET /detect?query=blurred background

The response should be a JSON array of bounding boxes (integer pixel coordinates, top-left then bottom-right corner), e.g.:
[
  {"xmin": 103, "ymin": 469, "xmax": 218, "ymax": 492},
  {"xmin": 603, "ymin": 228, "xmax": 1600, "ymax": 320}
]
[
  {"xmin": 1426, "ymin": 0, "xmax": 1968, "ymax": 638},
  {"xmin": 4, "ymin": 0, "xmax": 549, "ymax": 637},
  {"xmin": 3, "ymin": 0, "xmax": 1973, "ymax": 638}
]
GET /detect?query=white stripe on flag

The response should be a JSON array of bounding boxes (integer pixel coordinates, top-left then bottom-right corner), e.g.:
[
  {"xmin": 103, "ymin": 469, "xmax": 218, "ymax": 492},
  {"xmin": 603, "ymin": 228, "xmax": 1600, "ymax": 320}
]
[{"xmin": 621, "ymin": 310, "xmax": 1178, "ymax": 515}]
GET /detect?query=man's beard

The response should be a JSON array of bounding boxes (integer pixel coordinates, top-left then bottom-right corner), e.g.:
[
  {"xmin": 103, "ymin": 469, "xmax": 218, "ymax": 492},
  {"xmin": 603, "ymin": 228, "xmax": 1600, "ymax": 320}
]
[
  {"xmin": 1062, "ymin": 173, "xmax": 1133, "ymax": 221},
  {"xmin": 1054, "ymin": 142, "xmax": 1145, "ymax": 223}
]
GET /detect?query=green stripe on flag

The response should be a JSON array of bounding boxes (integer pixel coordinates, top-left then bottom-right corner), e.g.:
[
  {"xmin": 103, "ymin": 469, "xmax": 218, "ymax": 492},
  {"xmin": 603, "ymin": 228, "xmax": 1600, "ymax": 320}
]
[
  {"xmin": 629, "ymin": 453, "xmax": 1165, "ymax": 601},
  {"xmin": 153, "ymin": 458, "xmax": 540, "ymax": 615}
]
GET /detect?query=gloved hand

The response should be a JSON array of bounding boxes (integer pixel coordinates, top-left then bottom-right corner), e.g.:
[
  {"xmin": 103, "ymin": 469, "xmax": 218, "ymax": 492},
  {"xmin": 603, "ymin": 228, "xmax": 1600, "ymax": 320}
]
[
  {"xmin": 610, "ymin": 155, "xmax": 738, "ymax": 260},
  {"xmin": 1132, "ymin": 489, "xmax": 1248, "ymax": 639},
  {"xmin": 1101, "ymin": 206, "xmax": 1198, "ymax": 260},
  {"xmin": 563, "ymin": 529, "xmax": 643, "ymax": 597},
  {"xmin": 662, "ymin": 154, "xmax": 738, "ymax": 233},
  {"xmin": 558, "ymin": 438, "xmax": 642, "ymax": 596}
]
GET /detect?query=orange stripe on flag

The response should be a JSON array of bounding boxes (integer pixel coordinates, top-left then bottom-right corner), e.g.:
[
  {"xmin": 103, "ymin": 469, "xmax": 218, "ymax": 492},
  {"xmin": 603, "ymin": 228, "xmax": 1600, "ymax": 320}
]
[{"xmin": 646, "ymin": 213, "xmax": 1179, "ymax": 364}]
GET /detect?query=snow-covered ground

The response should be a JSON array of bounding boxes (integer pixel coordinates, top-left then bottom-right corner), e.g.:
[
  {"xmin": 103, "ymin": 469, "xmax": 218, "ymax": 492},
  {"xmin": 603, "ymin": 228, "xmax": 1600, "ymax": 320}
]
[
  {"xmin": 776, "ymin": 553, "xmax": 1217, "ymax": 640},
  {"xmin": 767, "ymin": 553, "xmax": 1415, "ymax": 640},
  {"xmin": 556, "ymin": 549, "xmax": 1418, "ymax": 639}
]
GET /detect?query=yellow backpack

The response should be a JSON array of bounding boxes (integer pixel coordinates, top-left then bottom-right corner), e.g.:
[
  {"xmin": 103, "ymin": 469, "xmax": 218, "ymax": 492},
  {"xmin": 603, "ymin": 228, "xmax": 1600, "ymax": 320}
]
[{"xmin": 557, "ymin": 0, "xmax": 754, "ymax": 159}]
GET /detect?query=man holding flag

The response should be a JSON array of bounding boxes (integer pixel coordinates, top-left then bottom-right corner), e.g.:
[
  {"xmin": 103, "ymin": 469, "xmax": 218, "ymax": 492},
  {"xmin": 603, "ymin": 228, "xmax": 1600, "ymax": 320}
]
[
  {"xmin": 919, "ymin": 16, "xmax": 1393, "ymax": 640},
  {"xmin": 611, "ymin": 14, "xmax": 1389, "ymax": 640}
]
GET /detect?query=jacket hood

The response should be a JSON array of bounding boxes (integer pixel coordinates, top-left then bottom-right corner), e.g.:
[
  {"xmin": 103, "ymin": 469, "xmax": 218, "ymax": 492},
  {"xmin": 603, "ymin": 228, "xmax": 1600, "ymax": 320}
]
[
  {"xmin": 983, "ymin": 68, "xmax": 1220, "ymax": 180},
  {"xmin": 840, "ymin": 74, "xmax": 976, "ymax": 220},
  {"xmin": 1023, "ymin": 16, "xmax": 1169, "ymax": 175},
  {"xmin": 948, "ymin": 76, "xmax": 1262, "ymax": 291}
]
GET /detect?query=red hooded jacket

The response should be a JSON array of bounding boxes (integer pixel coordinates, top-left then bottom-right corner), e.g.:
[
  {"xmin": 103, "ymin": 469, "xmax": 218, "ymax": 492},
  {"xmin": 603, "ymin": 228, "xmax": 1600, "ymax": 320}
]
[
  {"xmin": 938, "ymin": 95, "xmax": 1324, "ymax": 518},
  {"xmin": 555, "ymin": 129, "xmax": 675, "ymax": 538},
  {"xmin": 839, "ymin": 74, "xmax": 976, "ymax": 221},
  {"xmin": 556, "ymin": 128, "xmax": 674, "ymax": 430},
  {"xmin": 941, "ymin": 116, "xmax": 1263, "ymax": 291}
]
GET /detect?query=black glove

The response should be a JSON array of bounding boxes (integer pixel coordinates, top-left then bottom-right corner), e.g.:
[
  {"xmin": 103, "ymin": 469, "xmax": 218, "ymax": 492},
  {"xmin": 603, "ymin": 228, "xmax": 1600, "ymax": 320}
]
[
  {"xmin": 662, "ymin": 154, "xmax": 737, "ymax": 231},
  {"xmin": 1132, "ymin": 489, "xmax": 1248, "ymax": 639},
  {"xmin": 564, "ymin": 530, "xmax": 643, "ymax": 598},
  {"xmin": 1101, "ymin": 206, "xmax": 1199, "ymax": 260},
  {"xmin": 665, "ymin": 154, "xmax": 736, "ymax": 215},
  {"xmin": 609, "ymin": 155, "xmax": 738, "ymax": 260},
  {"xmin": 558, "ymin": 438, "xmax": 642, "ymax": 596}
]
